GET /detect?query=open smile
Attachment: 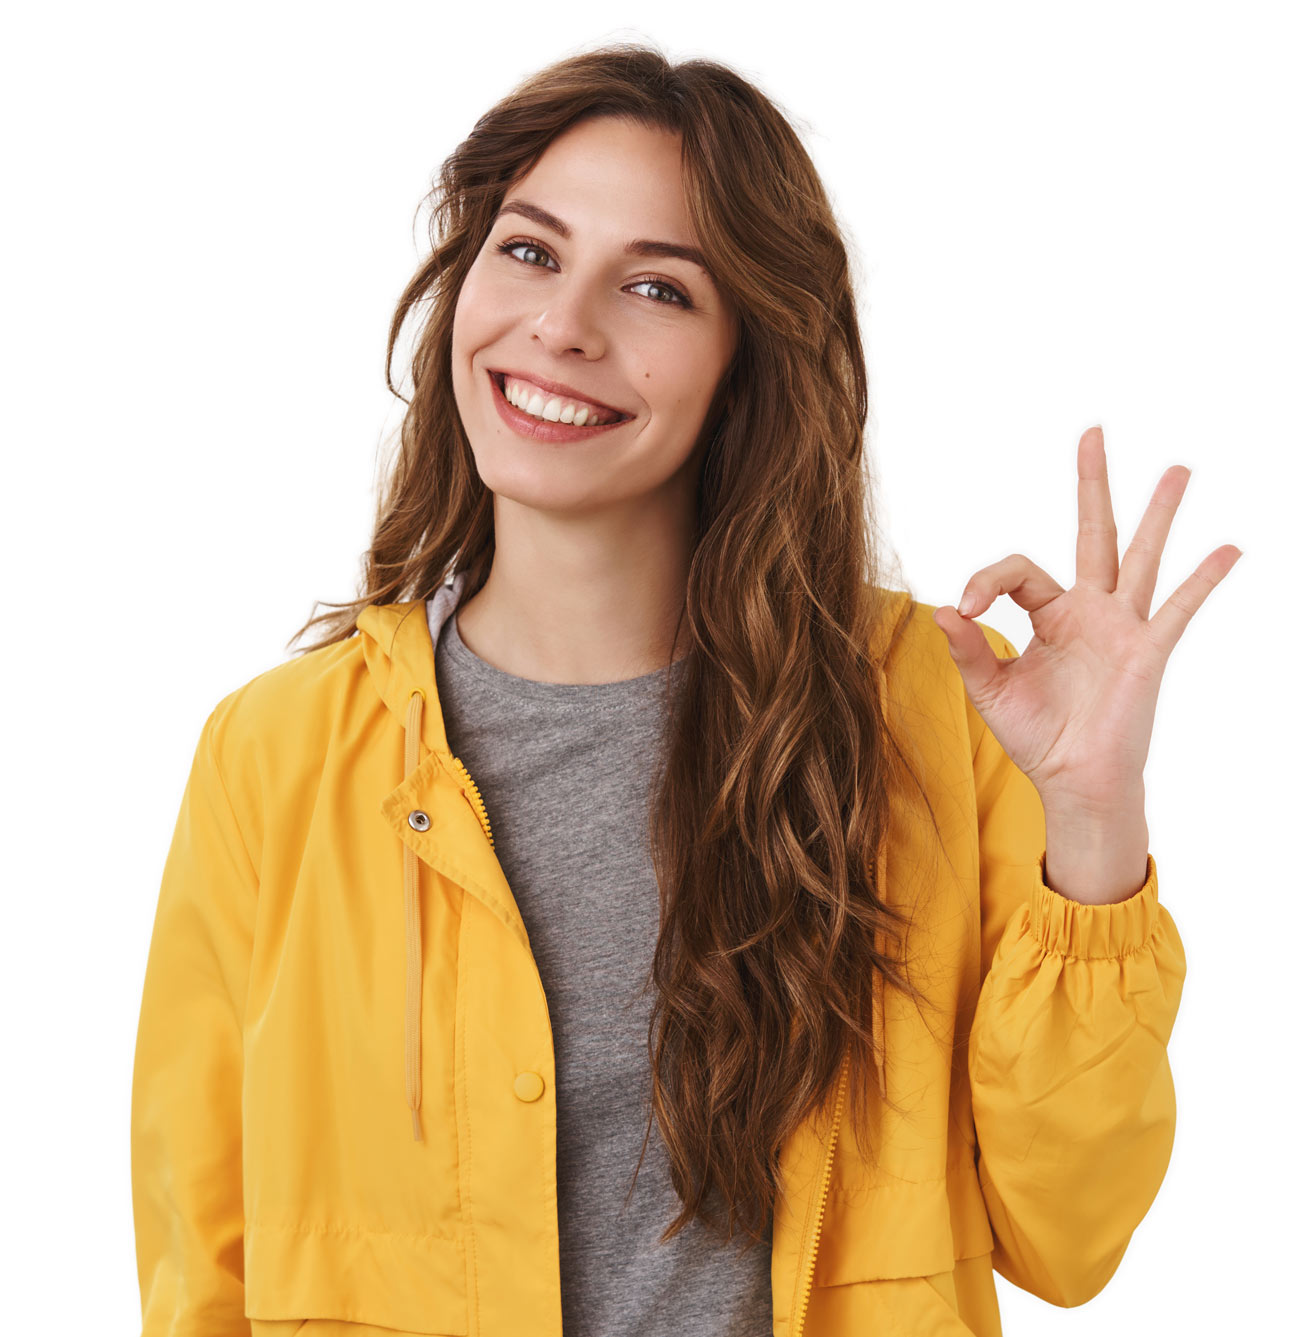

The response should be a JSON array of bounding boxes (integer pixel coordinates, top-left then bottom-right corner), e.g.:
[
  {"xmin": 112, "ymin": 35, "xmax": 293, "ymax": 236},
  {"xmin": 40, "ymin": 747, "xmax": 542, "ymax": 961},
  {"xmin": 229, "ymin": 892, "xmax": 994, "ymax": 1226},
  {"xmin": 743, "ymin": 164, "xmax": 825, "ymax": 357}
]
[{"xmin": 487, "ymin": 370, "xmax": 634, "ymax": 444}]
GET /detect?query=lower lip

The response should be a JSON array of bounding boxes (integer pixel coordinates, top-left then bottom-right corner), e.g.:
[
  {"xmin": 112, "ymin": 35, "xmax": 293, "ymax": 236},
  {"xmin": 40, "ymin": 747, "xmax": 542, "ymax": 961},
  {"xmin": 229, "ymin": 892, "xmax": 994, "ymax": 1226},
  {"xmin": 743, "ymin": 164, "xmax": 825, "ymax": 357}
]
[{"xmin": 488, "ymin": 371, "xmax": 632, "ymax": 444}]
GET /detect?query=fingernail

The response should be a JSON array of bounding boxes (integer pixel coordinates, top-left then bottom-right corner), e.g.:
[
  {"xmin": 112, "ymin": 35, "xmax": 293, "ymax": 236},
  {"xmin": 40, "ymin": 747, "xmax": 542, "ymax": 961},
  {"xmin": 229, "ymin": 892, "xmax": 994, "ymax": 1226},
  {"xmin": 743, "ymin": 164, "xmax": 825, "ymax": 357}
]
[{"xmin": 958, "ymin": 591, "xmax": 975, "ymax": 615}]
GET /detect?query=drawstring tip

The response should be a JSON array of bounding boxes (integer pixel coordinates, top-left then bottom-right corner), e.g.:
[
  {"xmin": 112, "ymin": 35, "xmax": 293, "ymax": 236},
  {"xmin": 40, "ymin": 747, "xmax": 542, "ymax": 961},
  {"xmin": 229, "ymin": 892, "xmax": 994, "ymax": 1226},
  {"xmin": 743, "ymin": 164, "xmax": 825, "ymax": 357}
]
[{"xmin": 410, "ymin": 1105, "xmax": 423, "ymax": 1142}]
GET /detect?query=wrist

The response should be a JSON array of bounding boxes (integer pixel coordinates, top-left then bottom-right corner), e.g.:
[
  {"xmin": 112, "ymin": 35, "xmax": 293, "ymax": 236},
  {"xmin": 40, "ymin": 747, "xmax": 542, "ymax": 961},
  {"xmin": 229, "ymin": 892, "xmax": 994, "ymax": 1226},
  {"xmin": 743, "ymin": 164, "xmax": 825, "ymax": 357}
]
[{"xmin": 1042, "ymin": 802, "xmax": 1150, "ymax": 906}]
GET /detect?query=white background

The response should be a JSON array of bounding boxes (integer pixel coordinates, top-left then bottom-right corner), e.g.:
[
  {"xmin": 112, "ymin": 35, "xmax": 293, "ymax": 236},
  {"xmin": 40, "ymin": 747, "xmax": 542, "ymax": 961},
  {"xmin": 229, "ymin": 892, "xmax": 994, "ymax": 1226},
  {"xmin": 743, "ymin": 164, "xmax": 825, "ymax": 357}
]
[{"xmin": 3, "ymin": 2, "xmax": 1293, "ymax": 1332}]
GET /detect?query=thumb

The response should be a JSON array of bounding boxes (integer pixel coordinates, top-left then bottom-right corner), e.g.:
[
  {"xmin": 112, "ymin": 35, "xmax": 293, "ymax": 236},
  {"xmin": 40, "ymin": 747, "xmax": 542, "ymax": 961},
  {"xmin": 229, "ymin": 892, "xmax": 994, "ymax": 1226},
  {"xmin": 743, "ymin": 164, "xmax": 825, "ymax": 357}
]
[
  {"xmin": 933, "ymin": 603, "xmax": 976, "ymax": 653},
  {"xmin": 933, "ymin": 605, "xmax": 1004, "ymax": 699}
]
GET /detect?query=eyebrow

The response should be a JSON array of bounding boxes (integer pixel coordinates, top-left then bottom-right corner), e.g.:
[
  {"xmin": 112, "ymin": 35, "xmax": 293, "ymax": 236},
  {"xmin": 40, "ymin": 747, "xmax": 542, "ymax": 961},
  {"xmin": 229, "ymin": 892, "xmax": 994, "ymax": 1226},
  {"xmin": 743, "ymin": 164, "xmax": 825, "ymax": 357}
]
[{"xmin": 490, "ymin": 198, "xmax": 713, "ymax": 280}]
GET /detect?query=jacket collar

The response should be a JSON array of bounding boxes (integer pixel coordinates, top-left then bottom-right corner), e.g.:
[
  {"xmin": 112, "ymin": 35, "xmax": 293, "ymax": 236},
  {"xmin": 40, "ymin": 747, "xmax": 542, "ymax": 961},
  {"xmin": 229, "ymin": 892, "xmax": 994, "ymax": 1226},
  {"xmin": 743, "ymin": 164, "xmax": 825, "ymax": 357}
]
[{"xmin": 355, "ymin": 571, "xmax": 909, "ymax": 747}]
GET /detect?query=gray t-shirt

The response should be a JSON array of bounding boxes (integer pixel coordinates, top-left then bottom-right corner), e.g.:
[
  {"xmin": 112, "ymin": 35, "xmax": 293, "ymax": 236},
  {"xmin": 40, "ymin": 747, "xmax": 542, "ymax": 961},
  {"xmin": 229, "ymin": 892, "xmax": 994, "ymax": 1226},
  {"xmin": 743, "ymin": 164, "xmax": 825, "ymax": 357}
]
[{"xmin": 428, "ymin": 589, "xmax": 772, "ymax": 1337}]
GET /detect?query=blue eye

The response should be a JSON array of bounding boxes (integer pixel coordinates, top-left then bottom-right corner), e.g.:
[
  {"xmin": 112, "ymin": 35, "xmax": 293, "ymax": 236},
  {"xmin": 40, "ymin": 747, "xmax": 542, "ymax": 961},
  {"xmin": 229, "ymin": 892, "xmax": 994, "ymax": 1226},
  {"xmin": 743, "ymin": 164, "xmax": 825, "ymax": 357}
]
[{"xmin": 493, "ymin": 237, "xmax": 693, "ymax": 310}]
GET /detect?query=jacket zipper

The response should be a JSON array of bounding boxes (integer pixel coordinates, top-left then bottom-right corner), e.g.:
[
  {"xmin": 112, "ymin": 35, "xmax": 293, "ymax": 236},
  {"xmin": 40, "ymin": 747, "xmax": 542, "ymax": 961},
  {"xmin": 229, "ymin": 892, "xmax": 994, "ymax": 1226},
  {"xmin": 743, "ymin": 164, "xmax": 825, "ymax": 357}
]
[
  {"xmin": 791, "ymin": 1053, "xmax": 850, "ymax": 1337},
  {"xmin": 451, "ymin": 754, "xmax": 495, "ymax": 849}
]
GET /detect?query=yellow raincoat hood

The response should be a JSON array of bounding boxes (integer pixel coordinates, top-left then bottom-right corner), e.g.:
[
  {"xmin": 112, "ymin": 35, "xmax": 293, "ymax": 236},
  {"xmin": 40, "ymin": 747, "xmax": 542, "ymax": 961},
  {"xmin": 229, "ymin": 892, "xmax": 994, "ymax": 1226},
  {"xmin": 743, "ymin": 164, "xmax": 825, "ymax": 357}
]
[{"xmin": 132, "ymin": 577, "xmax": 1184, "ymax": 1337}]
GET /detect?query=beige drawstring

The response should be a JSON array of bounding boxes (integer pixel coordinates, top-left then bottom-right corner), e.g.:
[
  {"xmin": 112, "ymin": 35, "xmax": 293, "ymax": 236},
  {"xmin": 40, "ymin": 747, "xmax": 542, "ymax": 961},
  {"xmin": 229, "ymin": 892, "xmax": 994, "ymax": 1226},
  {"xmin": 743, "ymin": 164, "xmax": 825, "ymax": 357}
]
[{"xmin": 404, "ymin": 688, "xmax": 425, "ymax": 1142}]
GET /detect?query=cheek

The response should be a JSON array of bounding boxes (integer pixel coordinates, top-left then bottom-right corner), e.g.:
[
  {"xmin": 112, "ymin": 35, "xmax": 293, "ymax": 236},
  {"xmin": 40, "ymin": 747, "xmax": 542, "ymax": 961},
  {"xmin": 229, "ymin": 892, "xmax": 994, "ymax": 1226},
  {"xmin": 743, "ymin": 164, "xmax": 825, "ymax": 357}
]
[
  {"xmin": 451, "ymin": 271, "xmax": 486, "ymax": 348},
  {"xmin": 453, "ymin": 263, "xmax": 508, "ymax": 336},
  {"xmin": 647, "ymin": 346, "xmax": 724, "ymax": 420}
]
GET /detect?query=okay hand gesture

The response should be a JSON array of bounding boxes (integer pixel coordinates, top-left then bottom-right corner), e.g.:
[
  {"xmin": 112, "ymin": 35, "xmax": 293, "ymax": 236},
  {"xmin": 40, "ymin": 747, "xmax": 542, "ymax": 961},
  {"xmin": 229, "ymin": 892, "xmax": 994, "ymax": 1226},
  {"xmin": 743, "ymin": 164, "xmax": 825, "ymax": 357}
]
[{"xmin": 933, "ymin": 425, "xmax": 1242, "ymax": 818}]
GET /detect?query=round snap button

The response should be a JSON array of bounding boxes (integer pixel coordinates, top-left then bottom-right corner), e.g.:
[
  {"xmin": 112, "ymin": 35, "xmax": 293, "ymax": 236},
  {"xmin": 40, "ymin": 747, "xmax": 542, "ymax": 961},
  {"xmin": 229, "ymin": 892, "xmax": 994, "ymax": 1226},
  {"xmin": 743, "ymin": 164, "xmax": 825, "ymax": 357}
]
[
  {"xmin": 513, "ymin": 1071, "xmax": 545, "ymax": 1102},
  {"xmin": 407, "ymin": 810, "xmax": 431, "ymax": 832}
]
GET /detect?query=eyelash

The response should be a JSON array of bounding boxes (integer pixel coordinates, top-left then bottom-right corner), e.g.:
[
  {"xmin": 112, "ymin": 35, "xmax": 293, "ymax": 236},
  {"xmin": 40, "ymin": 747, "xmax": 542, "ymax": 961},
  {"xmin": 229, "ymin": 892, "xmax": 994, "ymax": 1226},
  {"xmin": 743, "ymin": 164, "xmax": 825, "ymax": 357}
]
[{"xmin": 493, "ymin": 237, "xmax": 694, "ymax": 310}]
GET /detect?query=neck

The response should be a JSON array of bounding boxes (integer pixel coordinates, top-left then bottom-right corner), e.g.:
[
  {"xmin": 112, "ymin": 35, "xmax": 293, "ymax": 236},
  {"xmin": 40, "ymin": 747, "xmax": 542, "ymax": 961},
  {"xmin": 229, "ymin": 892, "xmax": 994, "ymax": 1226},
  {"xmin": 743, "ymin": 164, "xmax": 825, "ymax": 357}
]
[{"xmin": 454, "ymin": 496, "xmax": 695, "ymax": 685}]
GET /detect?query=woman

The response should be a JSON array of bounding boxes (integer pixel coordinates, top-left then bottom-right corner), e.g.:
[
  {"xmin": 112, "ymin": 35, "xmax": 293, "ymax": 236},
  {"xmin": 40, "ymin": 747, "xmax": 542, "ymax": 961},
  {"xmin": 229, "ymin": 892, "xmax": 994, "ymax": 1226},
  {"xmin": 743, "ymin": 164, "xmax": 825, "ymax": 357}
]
[{"xmin": 131, "ymin": 42, "xmax": 1235, "ymax": 1337}]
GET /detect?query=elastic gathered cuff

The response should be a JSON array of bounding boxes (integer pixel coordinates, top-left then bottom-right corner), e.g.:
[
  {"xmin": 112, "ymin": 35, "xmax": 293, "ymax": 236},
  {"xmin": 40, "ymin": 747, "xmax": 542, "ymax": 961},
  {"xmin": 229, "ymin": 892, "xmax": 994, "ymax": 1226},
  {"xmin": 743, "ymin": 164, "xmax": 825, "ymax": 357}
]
[{"xmin": 1029, "ymin": 851, "xmax": 1160, "ymax": 958}]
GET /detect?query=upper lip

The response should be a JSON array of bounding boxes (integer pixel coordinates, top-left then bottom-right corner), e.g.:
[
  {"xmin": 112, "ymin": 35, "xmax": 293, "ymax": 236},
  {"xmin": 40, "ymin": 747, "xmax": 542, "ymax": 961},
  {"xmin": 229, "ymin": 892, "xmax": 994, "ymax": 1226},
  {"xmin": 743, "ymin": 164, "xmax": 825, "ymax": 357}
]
[{"xmin": 489, "ymin": 368, "xmax": 635, "ymax": 419}]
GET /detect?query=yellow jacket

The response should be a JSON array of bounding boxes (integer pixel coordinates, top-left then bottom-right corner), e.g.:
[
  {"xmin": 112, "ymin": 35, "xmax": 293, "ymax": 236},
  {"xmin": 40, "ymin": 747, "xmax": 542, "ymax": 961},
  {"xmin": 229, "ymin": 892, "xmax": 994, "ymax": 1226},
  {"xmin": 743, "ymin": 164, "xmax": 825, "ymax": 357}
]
[{"xmin": 131, "ymin": 589, "xmax": 1185, "ymax": 1336}]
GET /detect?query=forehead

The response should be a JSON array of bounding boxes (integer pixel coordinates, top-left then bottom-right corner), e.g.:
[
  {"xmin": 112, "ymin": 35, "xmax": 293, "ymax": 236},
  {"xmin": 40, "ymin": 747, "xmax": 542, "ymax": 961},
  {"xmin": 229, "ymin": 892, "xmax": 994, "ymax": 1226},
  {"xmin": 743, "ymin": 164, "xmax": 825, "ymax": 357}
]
[{"xmin": 502, "ymin": 117, "xmax": 693, "ymax": 243}]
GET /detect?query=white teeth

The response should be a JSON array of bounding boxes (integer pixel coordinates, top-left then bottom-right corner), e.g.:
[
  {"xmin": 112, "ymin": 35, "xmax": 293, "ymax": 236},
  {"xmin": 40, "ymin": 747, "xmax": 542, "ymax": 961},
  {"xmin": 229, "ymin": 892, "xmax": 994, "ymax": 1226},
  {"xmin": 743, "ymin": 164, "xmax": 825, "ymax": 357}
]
[{"xmin": 503, "ymin": 375, "xmax": 613, "ymax": 427}]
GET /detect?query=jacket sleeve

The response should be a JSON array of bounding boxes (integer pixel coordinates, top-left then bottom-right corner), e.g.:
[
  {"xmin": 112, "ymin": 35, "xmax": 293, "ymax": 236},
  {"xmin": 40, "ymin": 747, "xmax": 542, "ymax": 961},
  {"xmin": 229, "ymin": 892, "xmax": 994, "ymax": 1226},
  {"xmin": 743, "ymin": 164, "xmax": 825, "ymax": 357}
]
[
  {"xmin": 131, "ymin": 699, "xmax": 258, "ymax": 1336},
  {"xmin": 964, "ymin": 623, "xmax": 1186, "ymax": 1308}
]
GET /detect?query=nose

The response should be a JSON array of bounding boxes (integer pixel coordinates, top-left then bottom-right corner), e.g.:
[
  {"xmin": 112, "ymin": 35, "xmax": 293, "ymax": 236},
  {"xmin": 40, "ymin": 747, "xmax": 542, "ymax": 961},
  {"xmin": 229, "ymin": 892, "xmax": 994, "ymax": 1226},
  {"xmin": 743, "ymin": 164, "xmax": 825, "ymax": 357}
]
[{"xmin": 528, "ymin": 272, "xmax": 610, "ymax": 360}]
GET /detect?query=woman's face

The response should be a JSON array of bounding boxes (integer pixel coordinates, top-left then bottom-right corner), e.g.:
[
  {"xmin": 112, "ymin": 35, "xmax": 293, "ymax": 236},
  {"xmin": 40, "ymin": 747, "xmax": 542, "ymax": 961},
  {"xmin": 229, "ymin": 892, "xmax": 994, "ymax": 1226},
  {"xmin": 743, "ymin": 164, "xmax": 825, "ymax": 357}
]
[{"xmin": 451, "ymin": 115, "xmax": 738, "ymax": 517}]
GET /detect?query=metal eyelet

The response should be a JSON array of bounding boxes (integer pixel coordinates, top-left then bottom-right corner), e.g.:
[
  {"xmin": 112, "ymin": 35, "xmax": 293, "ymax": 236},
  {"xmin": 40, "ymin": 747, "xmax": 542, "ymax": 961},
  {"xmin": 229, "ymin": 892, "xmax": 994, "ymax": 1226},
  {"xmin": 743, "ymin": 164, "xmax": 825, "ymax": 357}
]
[{"xmin": 407, "ymin": 809, "xmax": 431, "ymax": 832}]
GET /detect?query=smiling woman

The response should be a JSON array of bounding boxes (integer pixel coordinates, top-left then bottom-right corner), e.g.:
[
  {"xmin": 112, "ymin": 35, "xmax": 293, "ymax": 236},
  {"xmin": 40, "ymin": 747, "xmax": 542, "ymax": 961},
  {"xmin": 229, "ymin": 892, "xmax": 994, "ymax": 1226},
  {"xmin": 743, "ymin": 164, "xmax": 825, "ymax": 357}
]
[{"xmin": 131, "ymin": 37, "xmax": 1187, "ymax": 1337}]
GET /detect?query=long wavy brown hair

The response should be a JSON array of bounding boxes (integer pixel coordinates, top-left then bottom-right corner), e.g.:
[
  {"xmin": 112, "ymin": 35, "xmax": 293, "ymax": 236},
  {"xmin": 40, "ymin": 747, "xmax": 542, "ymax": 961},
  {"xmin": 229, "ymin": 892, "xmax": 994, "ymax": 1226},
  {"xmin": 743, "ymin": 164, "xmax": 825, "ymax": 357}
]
[{"xmin": 288, "ymin": 40, "xmax": 951, "ymax": 1252}]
